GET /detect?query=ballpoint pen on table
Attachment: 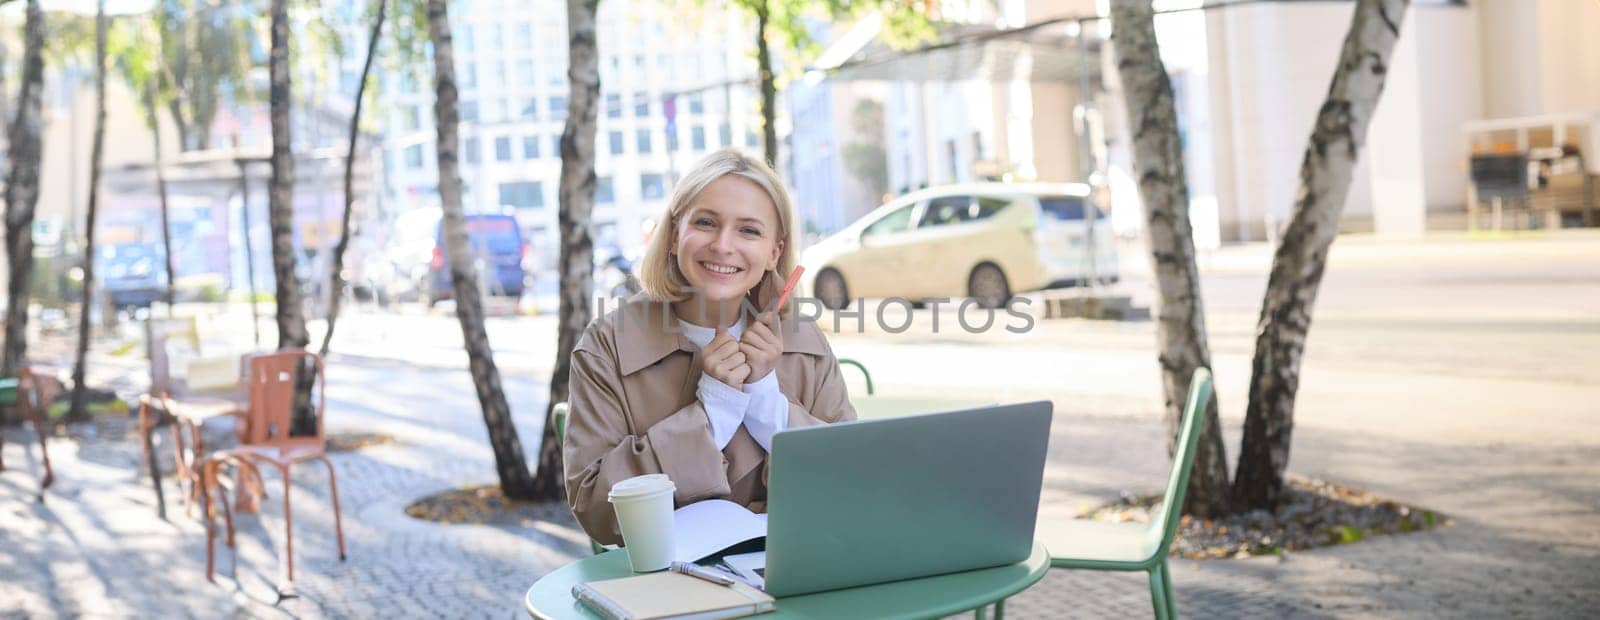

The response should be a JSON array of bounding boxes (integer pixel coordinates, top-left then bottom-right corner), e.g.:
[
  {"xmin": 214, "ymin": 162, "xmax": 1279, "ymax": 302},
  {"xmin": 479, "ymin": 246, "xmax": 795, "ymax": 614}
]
[{"xmin": 670, "ymin": 561, "xmax": 737, "ymax": 586}]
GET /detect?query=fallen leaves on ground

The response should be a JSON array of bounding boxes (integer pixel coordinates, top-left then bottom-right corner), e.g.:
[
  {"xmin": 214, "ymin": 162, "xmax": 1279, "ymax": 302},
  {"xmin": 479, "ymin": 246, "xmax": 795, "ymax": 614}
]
[{"xmin": 1084, "ymin": 475, "xmax": 1449, "ymax": 560}]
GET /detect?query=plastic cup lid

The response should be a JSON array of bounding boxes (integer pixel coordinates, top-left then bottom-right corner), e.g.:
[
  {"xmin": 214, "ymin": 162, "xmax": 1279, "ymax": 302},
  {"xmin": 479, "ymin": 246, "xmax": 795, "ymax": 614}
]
[{"xmin": 608, "ymin": 474, "xmax": 675, "ymax": 501}]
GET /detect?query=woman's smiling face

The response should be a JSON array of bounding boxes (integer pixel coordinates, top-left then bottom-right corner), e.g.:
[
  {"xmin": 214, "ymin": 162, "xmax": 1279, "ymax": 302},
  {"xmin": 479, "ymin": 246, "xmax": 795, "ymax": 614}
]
[{"xmin": 672, "ymin": 175, "xmax": 784, "ymax": 311}]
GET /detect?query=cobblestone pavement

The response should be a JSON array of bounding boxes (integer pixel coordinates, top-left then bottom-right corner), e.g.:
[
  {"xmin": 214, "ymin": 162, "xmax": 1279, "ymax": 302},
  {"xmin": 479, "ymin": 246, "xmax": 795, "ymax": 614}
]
[{"xmin": 5, "ymin": 314, "xmax": 1600, "ymax": 619}]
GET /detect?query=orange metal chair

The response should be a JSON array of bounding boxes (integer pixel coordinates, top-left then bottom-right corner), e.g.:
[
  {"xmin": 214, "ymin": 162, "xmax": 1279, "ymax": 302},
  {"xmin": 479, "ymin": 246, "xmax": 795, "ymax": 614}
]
[
  {"xmin": 0, "ymin": 366, "xmax": 56, "ymax": 498},
  {"xmin": 200, "ymin": 350, "xmax": 346, "ymax": 587}
]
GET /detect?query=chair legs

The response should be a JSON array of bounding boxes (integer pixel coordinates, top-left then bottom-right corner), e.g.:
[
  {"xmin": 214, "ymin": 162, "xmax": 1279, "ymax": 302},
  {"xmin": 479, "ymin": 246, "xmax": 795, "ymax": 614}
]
[
  {"xmin": 1148, "ymin": 561, "xmax": 1175, "ymax": 620},
  {"xmin": 1161, "ymin": 560, "xmax": 1177, "ymax": 617},
  {"xmin": 315, "ymin": 455, "xmax": 347, "ymax": 561}
]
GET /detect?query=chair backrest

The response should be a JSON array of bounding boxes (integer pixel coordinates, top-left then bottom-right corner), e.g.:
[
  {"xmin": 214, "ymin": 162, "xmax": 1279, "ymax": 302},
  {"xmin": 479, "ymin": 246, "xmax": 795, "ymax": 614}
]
[
  {"xmin": 837, "ymin": 358, "xmax": 874, "ymax": 396},
  {"xmin": 1147, "ymin": 368, "xmax": 1214, "ymax": 556},
  {"xmin": 553, "ymin": 401, "xmax": 569, "ymax": 443},
  {"xmin": 242, "ymin": 350, "xmax": 325, "ymax": 445}
]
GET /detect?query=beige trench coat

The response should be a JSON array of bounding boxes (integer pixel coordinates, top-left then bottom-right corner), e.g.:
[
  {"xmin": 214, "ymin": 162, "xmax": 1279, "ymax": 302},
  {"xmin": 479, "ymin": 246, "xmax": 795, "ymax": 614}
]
[{"xmin": 564, "ymin": 294, "xmax": 857, "ymax": 545}]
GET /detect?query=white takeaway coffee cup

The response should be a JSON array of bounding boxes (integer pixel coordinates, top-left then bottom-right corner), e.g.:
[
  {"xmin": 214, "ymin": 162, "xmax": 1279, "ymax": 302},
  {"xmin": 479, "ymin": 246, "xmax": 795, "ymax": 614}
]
[{"xmin": 607, "ymin": 474, "xmax": 676, "ymax": 572}]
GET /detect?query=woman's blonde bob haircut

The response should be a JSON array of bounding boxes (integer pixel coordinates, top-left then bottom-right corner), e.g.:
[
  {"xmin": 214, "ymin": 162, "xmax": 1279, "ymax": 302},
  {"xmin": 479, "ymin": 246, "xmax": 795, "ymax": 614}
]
[{"xmin": 638, "ymin": 149, "xmax": 798, "ymax": 314}]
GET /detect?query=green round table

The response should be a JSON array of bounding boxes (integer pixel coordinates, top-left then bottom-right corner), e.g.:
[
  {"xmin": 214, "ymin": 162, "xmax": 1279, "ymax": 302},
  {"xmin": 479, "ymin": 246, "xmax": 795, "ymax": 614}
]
[{"xmin": 524, "ymin": 542, "xmax": 1050, "ymax": 619}]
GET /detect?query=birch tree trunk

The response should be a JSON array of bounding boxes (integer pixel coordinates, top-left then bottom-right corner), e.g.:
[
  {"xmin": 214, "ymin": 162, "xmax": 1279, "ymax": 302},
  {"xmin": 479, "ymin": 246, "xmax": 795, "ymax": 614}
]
[
  {"xmin": 532, "ymin": 0, "xmax": 600, "ymax": 500},
  {"xmin": 70, "ymin": 0, "xmax": 109, "ymax": 420},
  {"xmin": 1234, "ymin": 0, "xmax": 1408, "ymax": 511},
  {"xmin": 321, "ymin": 0, "xmax": 388, "ymax": 356},
  {"xmin": 427, "ymin": 0, "xmax": 538, "ymax": 498},
  {"xmin": 2, "ymin": 0, "xmax": 46, "ymax": 380},
  {"xmin": 1109, "ymin": 0, "xmax": 1233, "ymax": 517},
  {"xmin": 753, "ymin": 0, "xmax": 777, "ymax": 166},
  {"xmin": 147, "ymin": 82, "xmax": 176, "ymax": 314},
  {"xmin": 268, "ymin": 0, "xmax": 306, "ymax": 351}
]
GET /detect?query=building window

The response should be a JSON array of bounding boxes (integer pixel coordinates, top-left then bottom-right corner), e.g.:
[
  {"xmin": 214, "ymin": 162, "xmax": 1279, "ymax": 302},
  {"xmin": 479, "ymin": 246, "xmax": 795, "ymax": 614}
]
[
  {"xmin": 516, "ymin": 60, "xmax": 535, "ymax": 86},
  {"xmin": 719, "ymin": 124, "xmax": 731, "ymax": 149},
  {"xmin": 606, "ymin": 93, "xmax": 621, "ymax": 119},
  {"xmin": 499, "ymin": 181, "xmax": 543, "ymax": 209},
  {"xmin": 746, "ymin": 130, "xmax": 759, "ymax": 149},
  {"xmin": 633, "ymin": 93, "xmax": 649, "ymax": 117},
  {"xmin": 666, "ymin": 127, "xmax": 679, "ymax": 151},
  {"xmin": 636, "ymin": 129, "xmax": 652, "ymax": 154},
  {"xmin": 460, "ymin": 62, "xmax": 477, "ymax": 90},
  {"xmin": 523, "ymin": 135, "xmax": 540, "ymax": 159},
  {"xmin": 461, "ymin": 100, "xmax": 479, "ymax": 124},
  {"xmin": 404, "ymin": 144, "xmax": 424, "ymax": 169},
  {"xmin": 640, "ymin": 173, "xmax": 666, "ymax": 200},
  {"xmin": 549, "ymin": 96, "xmax": 568, "ymax": 121},
  {"xmin": 691, "ymin": 125, "xmax": 706, "ymax": 151},
  {"xmin": 463, "ymin": 137, "xmax": 480, "ymax": 165},
  {"xmin": 688, "ymin": 93, "xmax": 704, "ymax": 115},
  {"xmin": 552, "ymin": 134, "xmax": 562, "ymax": 158},
  {"xmin": 596, "ymin": 176, "xmax": 614, "ymax": 204},
  {"xmin": 609, "ymin": 130, "xmax": 624, "ymax": 155},
  {"xmin": 458, "ymin": 24, "xmax": 474, "ymax": 54},
  {"xmin": 495, "ymin": 136, "xmax": 513, "ymax": 162},
  {"xmin": 484, "ymin": 22, "xmax": 502, "ymax": 50},
  {"xmin": 521, "ymin": 99, "xmax": 538, "ymax": 120},
  {"xmin": 513, "ymin": 22, "xmax": 532, "ymax": 49}
]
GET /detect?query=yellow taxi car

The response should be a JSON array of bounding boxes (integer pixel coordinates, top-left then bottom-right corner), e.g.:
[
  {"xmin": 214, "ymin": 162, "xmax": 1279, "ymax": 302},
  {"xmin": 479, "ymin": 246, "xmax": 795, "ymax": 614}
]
[{"xmin": 800, "ymin": 183, "xmax": 1118, "ymax": 309}]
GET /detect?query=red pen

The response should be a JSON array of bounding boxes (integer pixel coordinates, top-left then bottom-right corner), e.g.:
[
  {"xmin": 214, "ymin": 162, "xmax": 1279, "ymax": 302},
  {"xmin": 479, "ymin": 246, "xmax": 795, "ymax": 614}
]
[{"xmin": 766, "ymin": 265, "xmax": 805, "ymax": 315}]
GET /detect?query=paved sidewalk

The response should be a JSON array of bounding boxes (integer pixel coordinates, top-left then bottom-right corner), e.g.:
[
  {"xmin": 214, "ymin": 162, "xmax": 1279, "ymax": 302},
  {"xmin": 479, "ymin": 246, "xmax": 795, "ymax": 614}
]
[{"xmin": 4, "ymin": 354, "xmax": 1597, "ymax": 618}]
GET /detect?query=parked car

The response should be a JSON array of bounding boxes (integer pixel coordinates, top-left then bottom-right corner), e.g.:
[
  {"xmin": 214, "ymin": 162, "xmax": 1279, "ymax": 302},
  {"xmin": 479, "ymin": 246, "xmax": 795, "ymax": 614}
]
[
  {"xmin": 800, "ymin": 183, "xmax": 1118, "ymax": 309},
  {"xmin": 97, "ymin": 242, "xmax": 167, "ymax": 310},
  {"xmin": 428, "ymin": 213, "xmax": 528, "ymax": 304}
]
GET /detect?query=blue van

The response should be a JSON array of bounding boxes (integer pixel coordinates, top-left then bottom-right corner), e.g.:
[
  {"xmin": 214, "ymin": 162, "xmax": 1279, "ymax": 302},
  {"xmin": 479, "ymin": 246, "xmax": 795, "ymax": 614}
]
[{"xmin": 428, "ymin": 214, "xmax": 527, "ymax": 304}]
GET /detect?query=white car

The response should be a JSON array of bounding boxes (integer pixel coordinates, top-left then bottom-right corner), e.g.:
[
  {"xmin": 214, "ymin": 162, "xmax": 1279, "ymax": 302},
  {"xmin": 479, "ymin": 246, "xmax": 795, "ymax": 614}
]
[{"xmin": 800, "ymin": 183, "xmax": 1118, "ymax": 309}]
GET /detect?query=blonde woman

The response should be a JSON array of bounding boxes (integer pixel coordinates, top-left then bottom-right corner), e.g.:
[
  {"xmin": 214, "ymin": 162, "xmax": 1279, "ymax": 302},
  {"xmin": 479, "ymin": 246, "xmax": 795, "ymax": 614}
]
[{"xmin": 564, "ymin": 149, "xmax": 857, "ymax": 545}]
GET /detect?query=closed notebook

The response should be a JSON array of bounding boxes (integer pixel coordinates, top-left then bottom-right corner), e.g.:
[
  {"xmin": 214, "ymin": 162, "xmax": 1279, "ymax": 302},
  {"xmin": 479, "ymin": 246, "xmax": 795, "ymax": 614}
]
[{"xmin": 571, "ymin": 571, "xmax": 775, "ymax": 620}]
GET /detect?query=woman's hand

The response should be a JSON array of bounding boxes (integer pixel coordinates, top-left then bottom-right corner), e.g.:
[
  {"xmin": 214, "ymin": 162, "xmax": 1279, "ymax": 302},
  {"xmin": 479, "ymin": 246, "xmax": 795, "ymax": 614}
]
[
  {"xmin": 740, "ymin": 312, "xmax": 784, "ymax": 385},
  {"xmin": 703, "ymin": 326, "xmax": 751, "ymax": 387}
]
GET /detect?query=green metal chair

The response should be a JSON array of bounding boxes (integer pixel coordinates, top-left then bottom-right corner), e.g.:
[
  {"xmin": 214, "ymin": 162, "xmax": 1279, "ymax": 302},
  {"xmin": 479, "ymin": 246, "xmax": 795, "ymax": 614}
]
[
  {"xmin": 837, "ymin": 358, "xmax": 874, "ymax": 395},
  {"xmin": 553, "ymin": 401, "xmax": 609, "ymax": 556},
  {"xmin": 1036, "ymin": 368, "xmax": 1213, "ymax": 620}
]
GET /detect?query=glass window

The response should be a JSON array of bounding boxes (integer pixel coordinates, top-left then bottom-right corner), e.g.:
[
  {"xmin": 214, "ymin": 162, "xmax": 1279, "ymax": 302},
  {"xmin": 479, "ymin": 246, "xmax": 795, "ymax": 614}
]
[
  {"xmin": 666, "ymin": 128, "xmax": 679, "ymax": 151},
  {"xmin": 460, "ymin": 62, "xmax": 477, "ymax": 90},
  {"xmin": 523, "ymin": 135, "xmax": 540, "ymax": 159},
  {"xmin": 690, "ymin": 126, "xmax": 706, "ymax": 151},
  {"xmin": 401, "ymin": 106, "xmax": 420, "ymax": 131},
  {"xmin": 863, "ymin": 204, "xmax": 916, "ymax": 238},
  {"xmin": 640, "ymin": 173, "xmax": 666, "ymax": 200},
  {"xmin": 499, "ymin": 181, "xmax": 543, "ymax": 209},
  {"xmin": 1039, "ymin": 196, "xmax": 1086, "ymax": 221},
  {"xmin": 513, "ymin": 22, "xmax": 532, "ymax": 49},
  {"xmin": 521, "ymin": 99, "xmax": 538, "ymax": 120},
  {"xmin": 688, "ymin": 93, "xmax": 704, "ymax": 115},
  {"xmin": 495, "ymin": 136, "xmax": 513, "ymax": 162},
  {"xmin": 463, "ymin": 137, "xmax": 480, "ymax": 165},
  {"xmin": 972, "ymin": 196, "xmax": 1011, "ymax": 220},
  {"xmin": 552, "ymin": 134, "xmax": 562, "ymax": 158},
  {"xmin": 606, "ymin": 94, "xmax": 621, "ymax": 119},
  {"xmin": 461, "ymin": 100, "xmax": 479, "ymax": 123},
  {"xmin": 633, "ymin": 93, "xmax": 649, "ymax": 117},
  {"xmin": 609, "ymin": 131, "xmax": 624, "ymax": 155},
  {"xmin": 636, "ymin": 129, "xmax": 652, "ymax": 154},
  {"xmin": 746, "ymin": 129, "xmax": 759, "ymax": 149},
  {"xmin": 516, "ymin": 60, "xmax": 535, "ymax": 86},
  {"xmin": 549, "ymin": 96, "xmax": 568, "ymax": 120},
  {"xmin": 458, "ymin": 24, "xmax": 474, "ymax": 53},
  {"xmin": 918, "ymin": 196, "xmax": 972, "ymax": 228},
  {"xmin": 484, "ymin": 23, "xmax": 502, "ymax": 50},
  {"xmin": 596, "ymin": 176, "xmax": 614, "ymax": 204},
  {"xmin": 404, "ymin": 144, "xmax": 424, "ymax": 168},
  {"xmin": 719, "ymin": 124, "xmax": 731, "ymax": 148},
  {"xmin": 484, "ymin": 99, "xmax": 505, "ymax": 123}
]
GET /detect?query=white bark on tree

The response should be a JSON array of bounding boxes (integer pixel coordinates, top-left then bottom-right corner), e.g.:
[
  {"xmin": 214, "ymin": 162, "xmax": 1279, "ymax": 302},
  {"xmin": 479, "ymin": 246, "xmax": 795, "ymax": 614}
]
[
  {"xmin": 1109, "ymin": 0, "xmax": 1233, "ymax": 517},
  {"xmin": 532, "ymin": 0, "xmax": 600, "ymax": 501},
  {"xmin": 427, "ymin": 0, "xmax": 538, "ymax": 498},
  {"xmin": 2, "ymin": 0, "xmax": 45, "ymax": 381},
  {"xmin": 1234, "ymin": 0, "xmax": 1409, "ymax": 511}
]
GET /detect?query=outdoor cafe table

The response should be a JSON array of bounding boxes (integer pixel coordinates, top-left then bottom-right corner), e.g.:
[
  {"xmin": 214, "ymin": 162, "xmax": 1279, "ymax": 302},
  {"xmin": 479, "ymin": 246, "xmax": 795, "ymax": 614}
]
[{"xmin": 523, "ymin": 541, "xmax": 1050, "ymax": 619}]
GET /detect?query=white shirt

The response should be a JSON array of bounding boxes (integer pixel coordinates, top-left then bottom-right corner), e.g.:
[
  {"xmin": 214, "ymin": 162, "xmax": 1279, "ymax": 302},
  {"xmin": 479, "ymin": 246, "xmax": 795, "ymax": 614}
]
[{"xmin": 679, "ymin": 319, "xmax": 790, "ymax": 453}]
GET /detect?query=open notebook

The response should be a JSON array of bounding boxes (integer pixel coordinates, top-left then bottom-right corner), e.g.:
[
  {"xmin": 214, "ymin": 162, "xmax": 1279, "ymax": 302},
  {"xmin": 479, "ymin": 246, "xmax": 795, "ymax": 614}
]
[
  {"xmin": 572, "ymin": 571, "xmax": 774, "ymax": 620},
  {"xmin": 672, "ymin": 499, "xmax": 767, "ymax": 563}
]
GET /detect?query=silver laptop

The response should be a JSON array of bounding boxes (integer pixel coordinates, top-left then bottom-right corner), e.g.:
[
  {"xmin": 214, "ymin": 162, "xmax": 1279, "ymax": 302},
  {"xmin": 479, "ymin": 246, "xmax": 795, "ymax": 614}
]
[{"xmin": 760, "ymin": 401, "xmax": 1052, "ymax": 597}]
